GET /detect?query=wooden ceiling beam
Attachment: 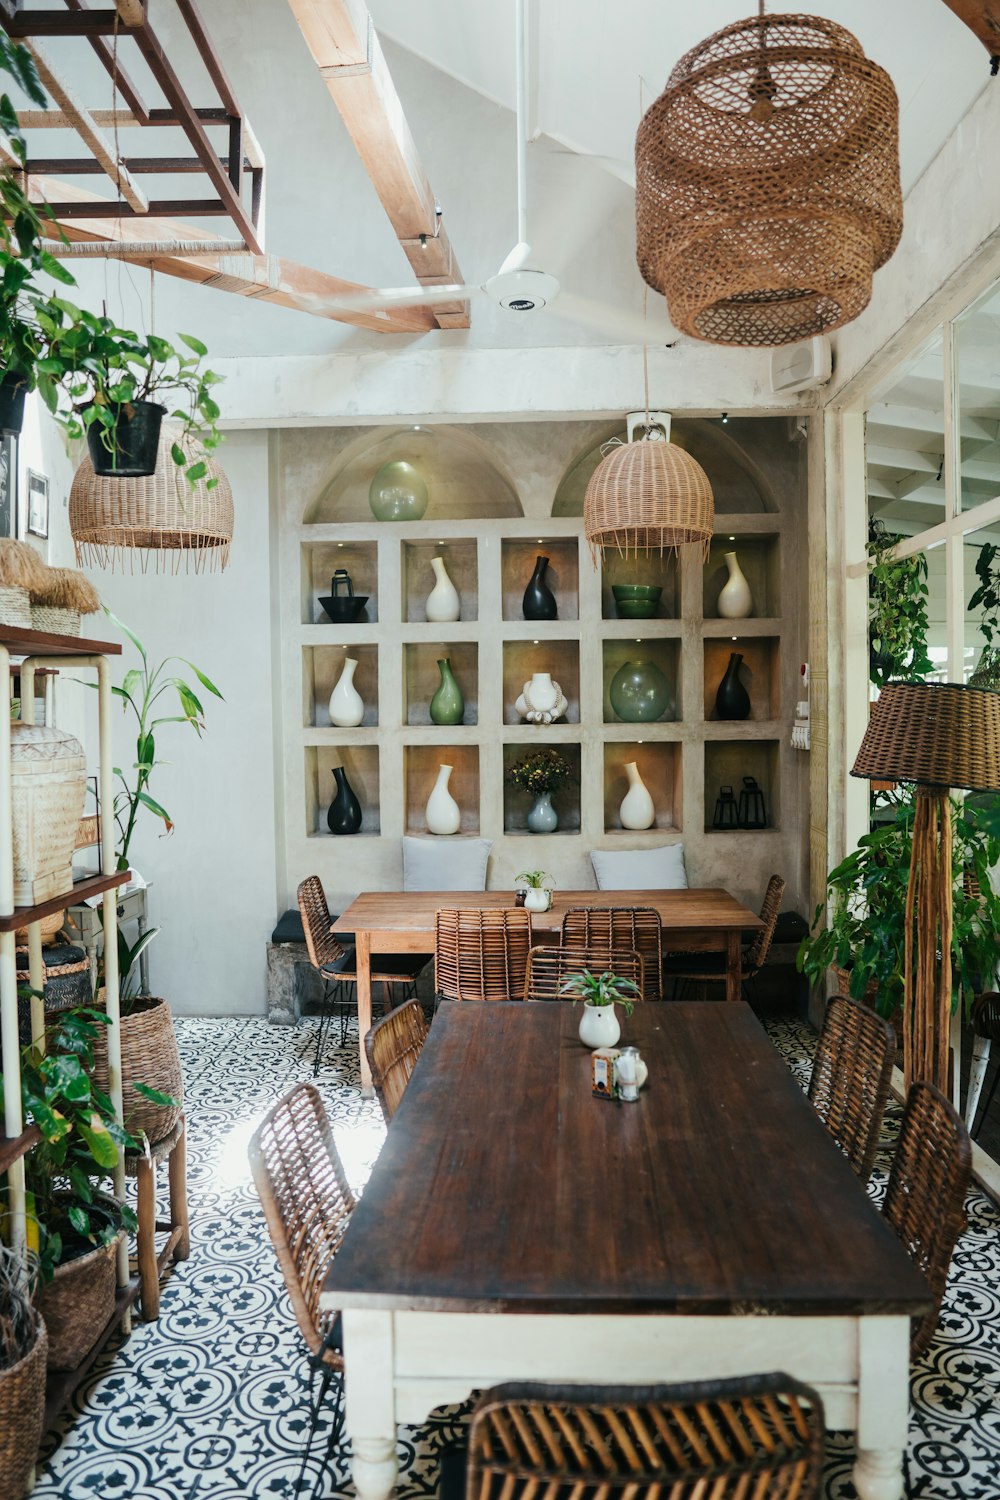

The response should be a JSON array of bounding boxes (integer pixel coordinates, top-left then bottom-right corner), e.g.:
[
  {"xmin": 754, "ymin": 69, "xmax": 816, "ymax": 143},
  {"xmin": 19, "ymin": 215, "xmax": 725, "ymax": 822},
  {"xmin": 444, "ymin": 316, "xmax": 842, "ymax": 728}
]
[
  {"xmin": 286, "ymin": 0, "xmax": 470, "ymax": 329},
  {"xmin": 28, "ymin": 176, "xmax": 437, "ymax": 334},
  {"xmin": 940, "ymin": 2, "xmax": 1000, "ymax": 61}
]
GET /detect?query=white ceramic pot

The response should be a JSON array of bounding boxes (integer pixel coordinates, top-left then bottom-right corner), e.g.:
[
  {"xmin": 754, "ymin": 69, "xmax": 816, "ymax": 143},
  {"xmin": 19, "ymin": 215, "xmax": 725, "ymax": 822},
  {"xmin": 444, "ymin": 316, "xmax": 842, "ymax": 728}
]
[
  {"xmin": 718, "ymin": 551, "xmax": 753, "ymax": 619},
  {"xmin": 328, "ymin": 656, "xmax": 364, "ymax": 727},
  {"xmin": 425, "ymin": 763, "xmax": 461, "ymax": 835},
  {"xmin": 578, "ymin": 1003, "xmax": 621, "ymax": 1050},
  {"xmin": 619, "ymin": 761, "xmax": 655, "ymax": 830},
  {"xmin": 426, "ymin": 556, "xmax": 460, "ymax": 622},
  {"xmin": 514, "ymin": 672, "xmax": 569, "ymax": 724},
  {"xmin": 523, "ymin": 887, "xmax": 552, "ymax": 913}
]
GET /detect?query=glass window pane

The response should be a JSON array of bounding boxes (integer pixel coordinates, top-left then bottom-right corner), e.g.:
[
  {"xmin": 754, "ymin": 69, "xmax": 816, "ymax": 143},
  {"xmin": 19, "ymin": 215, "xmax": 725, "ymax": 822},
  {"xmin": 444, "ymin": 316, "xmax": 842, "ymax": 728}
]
[
  {"xmin": 965, "ymin": 523, "xmax": 1000, "ymax": 684},
  {"xmin": 866, "ymin": 333, "xmax": 946, "ymax": 533},
  {"xmin": 956, "ymin": 282, "xmax": 1000, "ymax": 512}
]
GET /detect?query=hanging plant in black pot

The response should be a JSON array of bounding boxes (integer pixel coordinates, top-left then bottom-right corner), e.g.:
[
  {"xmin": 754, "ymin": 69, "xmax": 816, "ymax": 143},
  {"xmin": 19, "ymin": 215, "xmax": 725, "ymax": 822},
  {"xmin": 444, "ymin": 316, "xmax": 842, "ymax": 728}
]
[
  {"xmin": 327, "ymin": 766, "xmax": 362, "ymax": 835},
  {"xmin": 86, "ymin": 400, "xmax": 166, "ymax": 479},
  {"xmin": 0, "ymin": 372, "xmax": 28, "ymax": 435}
]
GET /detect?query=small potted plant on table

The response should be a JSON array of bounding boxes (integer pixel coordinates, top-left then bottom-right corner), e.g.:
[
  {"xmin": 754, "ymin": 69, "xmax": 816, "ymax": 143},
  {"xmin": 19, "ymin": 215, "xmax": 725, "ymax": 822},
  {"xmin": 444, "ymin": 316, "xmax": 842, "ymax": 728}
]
[
  {"xmin": 514, "ymin": 870, "xmax": 555, "ymax": 913},
  {"xmin": 560, "ymin": 967, "xmax": 639, "ymax": 1049}
]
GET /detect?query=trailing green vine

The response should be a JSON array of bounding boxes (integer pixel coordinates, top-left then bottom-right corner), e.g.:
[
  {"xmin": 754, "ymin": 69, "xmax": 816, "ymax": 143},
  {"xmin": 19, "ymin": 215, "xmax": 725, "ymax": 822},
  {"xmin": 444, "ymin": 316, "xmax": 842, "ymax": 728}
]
[{"xmin": 867, "ymin": 517, "xmax": 933, "ymax": 687}]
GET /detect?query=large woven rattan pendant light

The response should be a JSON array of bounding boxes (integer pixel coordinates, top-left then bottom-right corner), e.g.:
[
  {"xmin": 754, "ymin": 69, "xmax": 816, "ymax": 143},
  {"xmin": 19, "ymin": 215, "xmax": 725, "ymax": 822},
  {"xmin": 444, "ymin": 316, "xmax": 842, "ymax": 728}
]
[
  {"xmin": 635, "ymin": 7, "xmax": 903, "ymax": 346},
  {"xmin": 70, "ymin": 428, "xmax": 233, "ymax": 573},
  {"xmin": 584, "ymin": 413, "xmax": 714, "ymax": 561}
]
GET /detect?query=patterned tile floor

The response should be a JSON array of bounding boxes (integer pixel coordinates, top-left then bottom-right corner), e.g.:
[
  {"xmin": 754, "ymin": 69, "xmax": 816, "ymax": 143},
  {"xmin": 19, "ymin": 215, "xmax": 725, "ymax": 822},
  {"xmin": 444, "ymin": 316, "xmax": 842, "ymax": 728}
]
[{"xmin": 31, "ymin": 1014, "xmax": 1000, "ymax": 1500}]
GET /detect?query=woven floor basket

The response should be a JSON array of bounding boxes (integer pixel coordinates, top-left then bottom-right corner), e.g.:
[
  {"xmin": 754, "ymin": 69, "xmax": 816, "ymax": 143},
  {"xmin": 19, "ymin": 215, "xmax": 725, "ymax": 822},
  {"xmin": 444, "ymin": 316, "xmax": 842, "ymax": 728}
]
[
  {"xmin": 91, "ymin": 995, "xmax": 184, "ymax": 1145},
  {"xmin": 37, "ymin": 1232, "xmax": 120, "ymax": 1370},
  {"xmin": 635, "ymin": 13, "xmax": 901, "ymax": 345},
  {"xmin": 0, "ymin": 1315, "xmax": 47, "ymax": 1499},
  {"xmin": 29, "ymin": 604, "xmax": 81, "ymax": 636},
  {"xmin": 583, "ymin": 439, "xmax": 714, "ymax": 558},
  {"xmin": 0, "ymin": 584, "xmax": 31, "ymax": 629}
]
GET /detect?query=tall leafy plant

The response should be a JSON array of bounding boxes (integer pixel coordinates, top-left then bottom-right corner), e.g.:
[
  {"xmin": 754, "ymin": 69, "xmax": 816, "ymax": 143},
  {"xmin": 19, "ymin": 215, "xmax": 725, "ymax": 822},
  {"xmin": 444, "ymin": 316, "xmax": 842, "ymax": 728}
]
[{"xmin": 868, "ymin": 517, "xmax": 933, "ymax": 687}]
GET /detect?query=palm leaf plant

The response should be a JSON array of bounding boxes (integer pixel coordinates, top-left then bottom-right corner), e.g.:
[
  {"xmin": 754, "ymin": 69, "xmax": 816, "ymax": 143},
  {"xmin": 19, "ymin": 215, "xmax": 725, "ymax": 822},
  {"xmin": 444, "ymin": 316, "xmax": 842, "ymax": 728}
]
[{"xmin": 559, "ymin": 968, "xmax": 640, "ymax": 1015}]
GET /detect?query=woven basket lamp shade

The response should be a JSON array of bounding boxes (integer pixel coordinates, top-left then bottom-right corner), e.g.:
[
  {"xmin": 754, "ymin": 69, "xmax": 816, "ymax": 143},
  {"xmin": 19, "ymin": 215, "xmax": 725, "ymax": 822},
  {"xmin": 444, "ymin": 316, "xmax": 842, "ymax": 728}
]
[
  {"xmin": 635, "ymin": 12, "xmax": 902, "ymax": 346},
  {"xmin": 69, "ymin": 430, "xmax": 233, "ymax": 573},
  {"xmin": 851, "ymin": 682, "xmax": 1000, "ymax": 1095},
  {"xmin": 583, "ymin": 436, "xmax": 714, "ymax": 560}
]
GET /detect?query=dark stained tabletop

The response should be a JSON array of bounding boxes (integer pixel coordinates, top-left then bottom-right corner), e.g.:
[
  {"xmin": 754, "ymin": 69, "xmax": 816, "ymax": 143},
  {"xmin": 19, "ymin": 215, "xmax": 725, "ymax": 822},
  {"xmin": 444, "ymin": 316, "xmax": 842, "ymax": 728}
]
[{"xmin": 322, "ymin": 1002, "xmax": 932, "ymax": 1318}]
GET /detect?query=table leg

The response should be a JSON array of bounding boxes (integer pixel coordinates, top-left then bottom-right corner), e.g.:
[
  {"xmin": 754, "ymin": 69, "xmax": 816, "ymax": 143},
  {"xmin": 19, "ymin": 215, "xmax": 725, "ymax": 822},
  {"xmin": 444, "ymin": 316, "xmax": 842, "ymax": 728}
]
[
  {"xmin": 726, "ymin": 930, "xmax": 741, "ymax": 1003},
  {"xmin": 356, "ymin": 930, "xmax": 374, "ymax": 1096},
  {"xmin": 853, "ymin": 1316, "xmax": 909, "ymax": 1500},
  {"xmin": 344, "ymin": 1310, "xmax": 398, "ymax": 1500}
]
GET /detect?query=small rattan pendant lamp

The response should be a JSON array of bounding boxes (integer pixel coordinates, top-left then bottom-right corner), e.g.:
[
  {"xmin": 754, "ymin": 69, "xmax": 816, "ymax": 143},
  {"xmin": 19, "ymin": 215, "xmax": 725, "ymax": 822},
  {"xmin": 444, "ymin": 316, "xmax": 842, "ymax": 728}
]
[
  {"xmin": 851, "ymin": 682, "xmax": 1000, "ymax": 1095},
  {"xmin": 635, "ymin": 5, "xmax": 903, "ymax": 346},
  {"xmin": 583, "ymin": 412, "xmax": 714, "ymax": 561},
  {"xmin": 69, "ymin": 427, "xmax": 233, "ymax": 573}
]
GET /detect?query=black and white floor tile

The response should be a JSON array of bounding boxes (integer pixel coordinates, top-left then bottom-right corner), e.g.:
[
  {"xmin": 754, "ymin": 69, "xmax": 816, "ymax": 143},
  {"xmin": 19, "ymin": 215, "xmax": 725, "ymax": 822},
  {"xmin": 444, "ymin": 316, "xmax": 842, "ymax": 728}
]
[{"xmin": 32, "ymin": 1015, "xmax": 1000, "ymax": 1500}]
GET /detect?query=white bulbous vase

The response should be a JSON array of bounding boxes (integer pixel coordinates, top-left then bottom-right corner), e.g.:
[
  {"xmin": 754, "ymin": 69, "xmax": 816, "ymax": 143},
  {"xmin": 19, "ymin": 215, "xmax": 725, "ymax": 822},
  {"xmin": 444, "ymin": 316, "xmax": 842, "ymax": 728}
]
[
  {"xmin": 425, "ymin": 763, "xmax": 461, "ymax": 835},
  {"xmin": 328, "ymin": 656, "xmax": 364, "ymax": 727},
  {"xmin": 619, "ymin": 761, "xmax": 655, "ymax": 831},
  {"xmin": 426, "ymin": 556, "xmax": 460, "ymax": 622},
  {"xmin": 718, "ymin": 551, "xmax": 752, "ymax": 619},
  {"xmin": 515, "ymin": 672, "xmax": 569, "ymax": 725},
  {"xmin": 578, "ymin": 1004, "xmax": 621, "ymax": 1050}
]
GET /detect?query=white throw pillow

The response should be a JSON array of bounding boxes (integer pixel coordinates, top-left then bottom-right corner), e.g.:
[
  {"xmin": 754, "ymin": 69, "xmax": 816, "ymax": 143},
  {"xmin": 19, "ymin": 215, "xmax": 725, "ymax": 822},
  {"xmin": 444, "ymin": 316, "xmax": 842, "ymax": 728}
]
[
  {"xmin": 590, "ymin": 843, "xmax": 688, "ymax": 892},
  {"xmin": 402, "ymin": 835, "xmax": 493, "ymax": 893}
]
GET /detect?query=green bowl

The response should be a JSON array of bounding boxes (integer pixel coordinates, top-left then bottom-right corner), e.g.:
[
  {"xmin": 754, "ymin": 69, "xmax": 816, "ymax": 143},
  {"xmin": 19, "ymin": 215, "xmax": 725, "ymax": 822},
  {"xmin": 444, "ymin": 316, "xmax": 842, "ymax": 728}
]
[{"xmin": 612, "ymin": 584, "xmax": 662, "ymax": 619}]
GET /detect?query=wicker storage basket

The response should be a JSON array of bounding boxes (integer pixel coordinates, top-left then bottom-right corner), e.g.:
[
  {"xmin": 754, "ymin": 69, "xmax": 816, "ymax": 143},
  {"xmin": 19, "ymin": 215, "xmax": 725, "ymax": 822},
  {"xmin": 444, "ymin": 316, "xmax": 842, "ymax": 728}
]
[
  {"xmin": 14, "ymin": 909, "xmax": 64, "ymax": 945},
  {"xmin": 92, "ymin": 995, "xmax": 184, "ymax": 1143},
  {"xmin": 0, "ymin": 584, "xmax": 31, "ymax": 628},
  {"xmin": 0, "ymin": 1315, "xmax": 47, "ymax": 1499},
  {"xmin": 37, "ymin": 1229, "xmax": 120, "ymax": 1370},
  {"xmin": 29, "ymin": 604, "xmax": 81, "ymax": 636},
  {"xmin": 10, "ymin": 723, "xmax": 87, "ymax": 905},
  {"xmin": 16, "ymin": 944, "xmax": 92, "ymax": 1043}
]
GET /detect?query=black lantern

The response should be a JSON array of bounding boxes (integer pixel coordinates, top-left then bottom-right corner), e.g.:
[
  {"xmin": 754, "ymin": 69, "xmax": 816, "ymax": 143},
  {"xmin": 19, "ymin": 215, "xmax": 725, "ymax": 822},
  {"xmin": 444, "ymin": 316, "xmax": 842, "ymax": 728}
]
[
  {"xmin": 713, "ymin": 785, "xmax": 739, "ymax": 830},
  {"xmin": 738, "ymin": 776, "xmax": 767, "ymax": 829}
]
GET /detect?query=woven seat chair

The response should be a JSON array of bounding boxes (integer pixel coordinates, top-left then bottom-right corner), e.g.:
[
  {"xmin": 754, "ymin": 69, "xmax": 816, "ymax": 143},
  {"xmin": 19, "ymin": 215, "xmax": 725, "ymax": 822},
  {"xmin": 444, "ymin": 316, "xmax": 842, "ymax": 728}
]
[
  {"xmin": 365, "ymin": 997, "xmax": 429, "ymax": 1124},
  {"xmin": 966, "ymin": 991, "xmax": 1000, "ymax": 1135},
  {"xmin": 523, "ymin": 945, "xmax": 645, "ymax": 1002},
  {"xmin": 561, "ymin": 906, "xmax": 663, "ymax": 1000},
  {"xmin": 249, "ymin": 1083, "xmax": 355, "ymax": 1495},
  {"xmin": 435, "ymin": 907, "xmax": 532, "ymax": 1003},
  {"xmin": 664, "ymin": 874, "xmax": 785, "ymax": 1001},
  {"xmin": 808, "ymin": 995, "xmax": 895, "ymax": 1184},
  {"xmin": 298, "ymin": 876, "xmax": 425, "ymax": 1074},
  {"xmin": 464, "ymin": 1376, "xmax": 824, "ymax": 1500},
  {"xmin": 883, "ymin": 1081, "xmax": 972, "ymax": 1360}
]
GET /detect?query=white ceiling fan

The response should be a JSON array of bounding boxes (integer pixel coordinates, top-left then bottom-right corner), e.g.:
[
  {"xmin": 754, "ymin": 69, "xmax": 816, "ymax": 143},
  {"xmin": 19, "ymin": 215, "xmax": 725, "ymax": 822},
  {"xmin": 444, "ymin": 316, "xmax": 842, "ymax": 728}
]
[{"xmin": 302, "ymin": 0, "xmax": 676, "ymax": 345}]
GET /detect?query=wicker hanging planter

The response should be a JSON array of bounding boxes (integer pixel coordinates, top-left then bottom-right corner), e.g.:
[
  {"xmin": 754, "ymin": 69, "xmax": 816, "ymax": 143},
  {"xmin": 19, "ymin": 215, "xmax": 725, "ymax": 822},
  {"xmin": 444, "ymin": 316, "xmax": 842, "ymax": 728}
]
[
  {"xmin": 69, "ymin": 428, "xmax": 233, "ymax": 573},
  {"xmin": 584, "ymin": 430, "xmax": 714, "ymax": 560},
  {"xmin": 636, "ymin": 11, "xmax": 902, "ymax": 346}
]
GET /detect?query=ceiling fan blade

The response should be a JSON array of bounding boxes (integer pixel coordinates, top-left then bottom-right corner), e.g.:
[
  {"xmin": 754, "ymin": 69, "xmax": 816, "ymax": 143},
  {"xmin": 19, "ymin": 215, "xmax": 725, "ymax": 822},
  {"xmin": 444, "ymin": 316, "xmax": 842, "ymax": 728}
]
[
  {"xmin": 544, "ymin": 289, "xmax": 678, "ymax": 346},
  {"xmin": 297, "ymin": 282, "xmax": 484, "ymax": 316}
]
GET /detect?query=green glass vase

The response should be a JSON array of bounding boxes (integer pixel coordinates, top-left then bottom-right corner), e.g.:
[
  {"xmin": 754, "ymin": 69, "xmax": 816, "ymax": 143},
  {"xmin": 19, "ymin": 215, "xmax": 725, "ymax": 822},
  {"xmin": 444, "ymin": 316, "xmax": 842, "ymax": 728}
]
[
  {"xmin": 429, "ymin": 657, "xmax": 464, "ymax": 725},
  {"xmin": 368, "ymin": 460, "xmax": 429, "ymax": 521},
  {"xmin": 608, "ymin": 659, "xmax": 671, "ymax": 722}
]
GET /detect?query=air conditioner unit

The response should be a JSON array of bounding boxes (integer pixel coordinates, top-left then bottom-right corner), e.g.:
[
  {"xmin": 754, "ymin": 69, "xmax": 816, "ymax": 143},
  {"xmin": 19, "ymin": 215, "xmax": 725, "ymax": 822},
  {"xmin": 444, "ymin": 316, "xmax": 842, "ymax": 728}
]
[{"xmin": 770, "ymin": 336, "xmax": 832, "ymax": 395}]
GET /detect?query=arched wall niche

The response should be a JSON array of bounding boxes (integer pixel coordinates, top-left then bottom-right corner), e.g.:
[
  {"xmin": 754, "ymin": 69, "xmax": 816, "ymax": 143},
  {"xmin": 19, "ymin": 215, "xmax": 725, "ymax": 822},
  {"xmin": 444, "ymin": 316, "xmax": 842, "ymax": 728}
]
[
  {"xmin": 305, "ymin": 424, "xmax": 524, "ymax": 523},
  {"xmin": 551, "ymin": 417, "xmax": 780, "ymax": 516}
]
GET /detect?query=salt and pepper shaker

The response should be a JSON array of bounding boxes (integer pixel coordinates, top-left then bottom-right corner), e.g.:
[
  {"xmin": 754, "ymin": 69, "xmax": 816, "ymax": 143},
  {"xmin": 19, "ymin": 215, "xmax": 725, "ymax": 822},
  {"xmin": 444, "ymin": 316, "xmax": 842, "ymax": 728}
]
[{"xmin": 615, "ymin": 1046, "xmax": 642, "ymax": 1103}]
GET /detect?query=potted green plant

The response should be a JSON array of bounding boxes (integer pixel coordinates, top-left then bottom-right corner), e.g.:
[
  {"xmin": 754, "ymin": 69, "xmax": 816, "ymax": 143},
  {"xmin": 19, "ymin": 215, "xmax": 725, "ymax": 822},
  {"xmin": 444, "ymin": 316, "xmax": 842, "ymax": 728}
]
[
  {"xmin": 506, "ymin": 749, "xmax": 576, "ymax": 834},
  {"xmin": 0, "ymin": 1242, "xmax": 46, "ymax": 1499},
  {"xmin": 867, "ymin": 517, "xmax": 933, "ymax": 687},
  {"xmin": 514, "ymin": 869, "xmax": 555, "ymax": 912},
  {"xmin": 559, "ymin": 967, "xmax": 640, "ymax": 1049}
]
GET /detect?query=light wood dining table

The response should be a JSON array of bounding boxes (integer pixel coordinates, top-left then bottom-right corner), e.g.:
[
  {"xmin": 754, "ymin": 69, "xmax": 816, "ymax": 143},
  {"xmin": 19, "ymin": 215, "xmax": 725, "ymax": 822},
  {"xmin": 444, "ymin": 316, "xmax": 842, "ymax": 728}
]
[
  {"xmin": 321, "ymin": 1001, "xmax": 931, "ymax": 1500},
  {"xmin": 332, "ymin": 887, "xmax": 763, "ymax": 1092}
]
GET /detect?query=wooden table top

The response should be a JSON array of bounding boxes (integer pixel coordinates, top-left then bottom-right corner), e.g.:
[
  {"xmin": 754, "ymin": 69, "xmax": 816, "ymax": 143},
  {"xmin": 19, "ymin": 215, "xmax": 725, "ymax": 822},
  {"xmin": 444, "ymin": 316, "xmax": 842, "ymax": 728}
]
[
  {"xmin": 323, "ymin": 1002, "xmax": 932, "ymax": 1317},
  {"xmin": 332, "ymin": 888, "xmax": 764, "ymax": 937}
]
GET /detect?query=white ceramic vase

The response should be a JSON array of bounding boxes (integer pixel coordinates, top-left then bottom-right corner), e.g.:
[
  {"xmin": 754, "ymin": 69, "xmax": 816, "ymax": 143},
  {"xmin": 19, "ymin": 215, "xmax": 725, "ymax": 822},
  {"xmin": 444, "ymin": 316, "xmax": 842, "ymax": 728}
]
[
  {"xmin": 426, "ymin": 556, "xmax": 460, "ymax": 622},
  {"xmin": 328, "ymin": 656, "xmax": 364, "ymax": 727},
  {"xmin": 619, "ymin": 761, "xmax": 655, "ymax": 830},
  {"xmin": 425, "ymin": 763, "xmax": 461, "ymax": 835},
  {"xmin": 523, "ymin": 887, "xmax": 552, "ymax": 913},
  {"xmin": 718, "ymin": 551, "xmax": 753, "ymax": 619},
  {"xmin": 514, "ymin": 671, "xmax": 569, "ymax": 725},
  {"xmin": 578, "ymin": 1004, "xmax": 621, "ymax": 1050}
]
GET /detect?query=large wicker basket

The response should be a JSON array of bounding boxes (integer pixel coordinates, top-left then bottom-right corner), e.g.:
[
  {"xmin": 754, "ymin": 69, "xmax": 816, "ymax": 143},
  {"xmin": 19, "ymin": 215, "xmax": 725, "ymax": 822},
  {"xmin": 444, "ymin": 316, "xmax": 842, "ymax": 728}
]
[
  {"xmin": 92, "ymin": 995, "xmax": 184, "ymax": 1144},
  {"xmin": 29, "ymin": 604, "xmax": 81, "ymax": 636},
  {"xmin": 37, "ymin": 1231, "xmax": 120, "ymax": 1370},
  {"xmin": 10, "ymin": 723, "xmax": 87, "ymax": 904},
  {"xmin": 0, "ymin": 584, "xmax": 31, "ymax": 628},
  {"xmin": 0, "ymin": 1315, "xmax": 47, "ymax": 1499}
]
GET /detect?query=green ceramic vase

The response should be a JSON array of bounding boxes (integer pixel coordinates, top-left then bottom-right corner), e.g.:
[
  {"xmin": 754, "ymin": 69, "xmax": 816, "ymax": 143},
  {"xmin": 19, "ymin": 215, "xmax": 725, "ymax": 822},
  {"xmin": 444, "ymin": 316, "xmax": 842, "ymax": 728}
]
[
  {"xmin": 429, "ymin": 657, "xmax": 464, "ymax": 725},
  {"xmin": 608, "ymin": 659, "xmax": 671, "ymax": 722}
]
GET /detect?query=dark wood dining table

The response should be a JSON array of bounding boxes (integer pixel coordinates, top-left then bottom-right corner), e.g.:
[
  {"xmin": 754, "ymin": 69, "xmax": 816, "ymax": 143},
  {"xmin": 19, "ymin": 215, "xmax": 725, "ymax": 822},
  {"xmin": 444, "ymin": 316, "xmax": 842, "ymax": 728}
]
[
  {"xmin": 322, "ymin": 1001, "xmax": 930, "ymax": 1500},
  {"xmin": 333, "ymin": 887, "xmax": 763, "ymax": 1090}
]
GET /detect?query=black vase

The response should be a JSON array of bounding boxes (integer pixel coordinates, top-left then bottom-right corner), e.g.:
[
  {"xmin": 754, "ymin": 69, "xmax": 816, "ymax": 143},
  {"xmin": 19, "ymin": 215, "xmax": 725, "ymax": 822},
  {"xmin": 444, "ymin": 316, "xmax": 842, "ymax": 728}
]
[
  {"xmin": 327, "ymin": 766, "xmax": 362, "ymax": 835},
  {"xmin": 86, "ymin": 399, "xmax": 165, "ymax": 478},
  {"xmin": 715, "ymin": 652, "xmax": 751, "ymax": 720},
  {"xmin": 0, "ymin": 372, "xmax": 28, "ymax": 436},
  {"xmin": 522, "ymin": 554, "xmax": 557, "ymax": 620}
]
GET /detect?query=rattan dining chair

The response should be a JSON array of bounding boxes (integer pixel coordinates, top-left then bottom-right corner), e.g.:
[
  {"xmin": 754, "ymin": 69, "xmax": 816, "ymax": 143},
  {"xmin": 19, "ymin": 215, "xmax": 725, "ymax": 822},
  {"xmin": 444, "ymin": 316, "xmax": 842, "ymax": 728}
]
[
  {"xmin": 523, "ymin": 945, "xmax": 645, "ymax": 1002},
  {"xmin": 663, "ymin": 873, "xmax": 785, "ymax": 1001},
  {"xmin": 435, "ymin": 907, "xmax": 532, "ymax": 1003},
  {"xmin": 883, "ymin": 1080, "xmax": 972, "ymax": 1359},
  {"xmin": 463, "ymin": 1376, "xmax": 824, "ymax": 1500},
  {"xmin": 365, "ymin": 997, "xmax": 429, "ymax": 1124},
  {"xmin": 808, "ymin": 994, "xmax": 895, "ymax": 1184},
  {"xmin": 561, "ymin": 906, "xmax": 663, "ymax": 1000},
  {"xmin": 248, "ymin": 1082, "xmax": 355, "ymax": 1496},
  {"xmin": 297, "ymin": 876, "xmax": 425, "ymax": 1073}
]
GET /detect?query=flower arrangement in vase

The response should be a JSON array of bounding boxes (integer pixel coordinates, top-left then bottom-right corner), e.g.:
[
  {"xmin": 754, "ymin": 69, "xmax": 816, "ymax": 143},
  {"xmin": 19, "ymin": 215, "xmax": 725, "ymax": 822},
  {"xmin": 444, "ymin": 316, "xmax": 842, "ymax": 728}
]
[
  {"xmin": 559, "ymin": 968, "xmax": 640, "ymax": 1049},
  {"xmin": 514, "ymin": 869, "xmax": 555, "ymax": 912},
  {"xmin": 505, "ymin": 749, "xmax": 576, "ymax": 834}
]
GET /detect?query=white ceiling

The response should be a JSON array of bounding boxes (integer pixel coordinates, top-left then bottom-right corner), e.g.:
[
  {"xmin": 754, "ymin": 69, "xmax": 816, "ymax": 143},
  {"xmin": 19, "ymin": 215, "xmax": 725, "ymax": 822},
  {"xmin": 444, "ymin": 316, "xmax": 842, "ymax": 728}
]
[{"xmin": 369, "ymin": 0, "xmax": 989, "ymax": 196}]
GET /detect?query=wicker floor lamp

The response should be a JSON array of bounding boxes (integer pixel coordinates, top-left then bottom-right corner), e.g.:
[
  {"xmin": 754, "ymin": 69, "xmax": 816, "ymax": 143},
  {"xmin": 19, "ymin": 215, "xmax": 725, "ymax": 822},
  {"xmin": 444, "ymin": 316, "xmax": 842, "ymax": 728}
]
[{"xmin": 851, "ymin": 682, "xmax": 1000, "ymax": 1093}]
